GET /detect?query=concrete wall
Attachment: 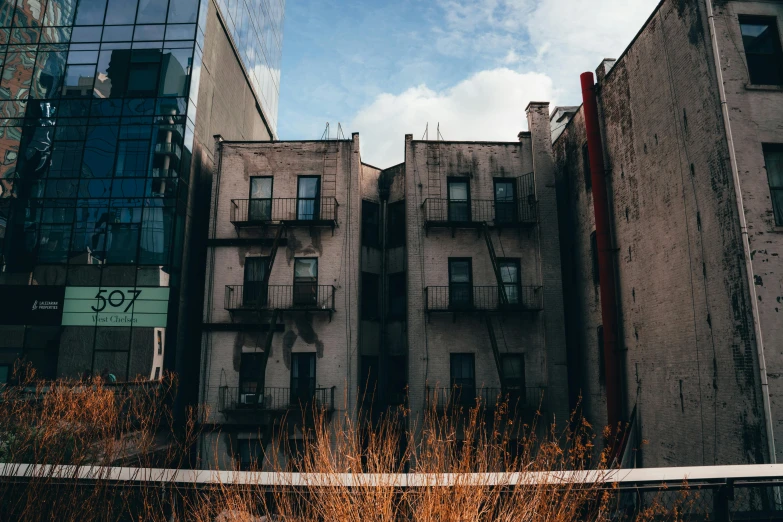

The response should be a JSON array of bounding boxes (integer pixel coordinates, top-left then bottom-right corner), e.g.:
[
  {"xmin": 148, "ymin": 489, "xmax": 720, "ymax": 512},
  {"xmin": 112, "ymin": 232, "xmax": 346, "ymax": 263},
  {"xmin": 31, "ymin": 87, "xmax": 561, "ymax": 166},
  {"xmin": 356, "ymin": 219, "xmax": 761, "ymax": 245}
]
[
  {"xmin": 553, "ymin": 0, "xmax": 772, "ymax": 466},
  {"xmin": 404, "ymin": 109, "xmax": 570, "ymax": 425},
  {"xmin": 711, "ymin": 0, "xmax": 783, "ymax": 462}
]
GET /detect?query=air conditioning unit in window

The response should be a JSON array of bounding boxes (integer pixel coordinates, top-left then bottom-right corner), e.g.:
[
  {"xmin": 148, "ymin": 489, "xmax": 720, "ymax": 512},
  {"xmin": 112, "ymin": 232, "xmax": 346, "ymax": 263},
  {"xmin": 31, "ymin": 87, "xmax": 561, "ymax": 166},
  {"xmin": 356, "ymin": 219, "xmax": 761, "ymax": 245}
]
[{"xmin": 240, "ymin": 393, "xmax": 260, "ymax": 405}]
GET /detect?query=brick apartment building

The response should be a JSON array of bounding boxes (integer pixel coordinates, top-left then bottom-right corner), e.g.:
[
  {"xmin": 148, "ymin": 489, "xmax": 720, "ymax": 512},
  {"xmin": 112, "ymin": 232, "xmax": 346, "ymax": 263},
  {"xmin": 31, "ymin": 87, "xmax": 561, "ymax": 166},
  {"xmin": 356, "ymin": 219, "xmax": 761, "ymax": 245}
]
[
  {"xmin": 198, "ymin": 104, "xmax": 570, "ymax": 468},
  {"xmin": 553, "ymin": 0, "xmax": 783, "ymax": 467}
]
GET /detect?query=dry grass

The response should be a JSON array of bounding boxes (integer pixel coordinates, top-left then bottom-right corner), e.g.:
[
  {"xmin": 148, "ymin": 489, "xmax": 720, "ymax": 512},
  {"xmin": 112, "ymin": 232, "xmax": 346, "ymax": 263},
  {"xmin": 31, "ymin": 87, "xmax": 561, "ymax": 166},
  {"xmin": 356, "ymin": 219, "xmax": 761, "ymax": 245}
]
[{"xmin": 0, "ymin": 368, "xmax": 699, "ymax": 521}]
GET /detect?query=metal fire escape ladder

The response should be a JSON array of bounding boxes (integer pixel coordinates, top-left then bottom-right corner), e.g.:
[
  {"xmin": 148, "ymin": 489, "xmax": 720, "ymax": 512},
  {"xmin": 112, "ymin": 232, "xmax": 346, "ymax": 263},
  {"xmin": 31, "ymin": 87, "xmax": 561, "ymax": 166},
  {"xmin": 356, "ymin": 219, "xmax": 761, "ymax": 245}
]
[
  {"xmin": 482, "ymin": 223, "xmax": 507, "ymax": 384},
  {"xmin": 252, "ymin": 224, "xmax": 286, "ymax": 407}
]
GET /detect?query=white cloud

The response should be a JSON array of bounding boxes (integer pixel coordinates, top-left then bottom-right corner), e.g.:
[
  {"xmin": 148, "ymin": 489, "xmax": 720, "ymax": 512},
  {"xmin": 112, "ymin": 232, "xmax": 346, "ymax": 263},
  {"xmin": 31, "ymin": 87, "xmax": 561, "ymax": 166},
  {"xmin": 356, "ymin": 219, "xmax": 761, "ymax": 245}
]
[{"xmin": 350, "ymin": 68, "xmax": 554, "ymax": 168}]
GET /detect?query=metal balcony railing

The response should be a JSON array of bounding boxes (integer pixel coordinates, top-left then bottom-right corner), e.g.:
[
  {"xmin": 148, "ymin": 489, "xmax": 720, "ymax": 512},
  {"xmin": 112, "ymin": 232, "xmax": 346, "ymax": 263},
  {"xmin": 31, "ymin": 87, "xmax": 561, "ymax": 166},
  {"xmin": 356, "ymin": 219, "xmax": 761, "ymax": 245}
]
[
  {"xmin": 422, "ymin": 198, "xmax": 537, "ymax": 227},
  {"xmin": 426, "ymin": 386, "xmax": 547, "ymax": 412},
  {"xmin": 218, "ymin": 386, "xmax": 335, "ymax": 413},
  {"xmin": 230, "ymin": 198, "xmax": 339, "ymax": 226},
  {"xmin": 225, "ymin": 284, "xmax": 336, "ymax": 312},
  {"xmin": 424, "ymin": 285, "xmax": 543, "ymax": 313},
  {"xmin": 154, "ymin": 142, "xmax": 181, "ymax": 158}
]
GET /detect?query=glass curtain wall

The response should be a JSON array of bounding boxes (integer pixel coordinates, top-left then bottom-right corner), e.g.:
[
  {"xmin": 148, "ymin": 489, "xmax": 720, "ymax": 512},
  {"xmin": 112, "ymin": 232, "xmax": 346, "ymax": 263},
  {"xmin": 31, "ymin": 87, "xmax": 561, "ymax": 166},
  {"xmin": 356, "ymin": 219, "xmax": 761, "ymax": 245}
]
[{"xmin": 0, "ymin": 0, "xmax": 199, "ymax": 382}]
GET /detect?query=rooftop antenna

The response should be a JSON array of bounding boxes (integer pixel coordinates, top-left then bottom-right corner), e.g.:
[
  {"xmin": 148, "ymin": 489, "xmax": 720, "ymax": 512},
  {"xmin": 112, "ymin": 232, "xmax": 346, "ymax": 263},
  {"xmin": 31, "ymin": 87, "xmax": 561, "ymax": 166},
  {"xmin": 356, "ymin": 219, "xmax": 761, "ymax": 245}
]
[
  {"xmin": 422, "ymin": 122, "xmax": 428, "ymax": 141},
  {"xmin": 336, "ymin": 123, "xmax": 345, "ymax": 140},
  {"xmin": 437, "ymin": 122, "xmax": 443, "ymax": 141},
  {"xmin": 320, "ymin": 122, "xmax": 330, "ymax": 140}
]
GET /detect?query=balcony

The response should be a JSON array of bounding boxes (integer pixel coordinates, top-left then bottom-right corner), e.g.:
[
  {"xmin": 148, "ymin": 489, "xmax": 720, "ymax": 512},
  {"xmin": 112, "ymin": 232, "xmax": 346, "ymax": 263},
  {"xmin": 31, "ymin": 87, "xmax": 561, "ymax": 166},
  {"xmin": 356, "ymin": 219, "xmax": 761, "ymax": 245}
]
[
  {"xmin": 422, "ymin": 198, "xmax": 537, "ymax": 231},
  {"xmin": 225, "ymin": 284, "xmax": 336, "ymax": 315},
  {"xmin": 230, "ymin": 198, "xmax": 338, "ymax": 231},
  {"xmin": 426, "ymin": 386, "xmax": 547, "ymax": 413},
  {"xmin": 219, "ymin": 386, "xmax": 335, "ymax": 414},
  {"xmin": 150, "ymin": 167, "xmax": 177, "ymax": 178},
  {"xmin": 154, "ymin": 142, "xmax": 181, "ymax": 158},
  {"xmin": 424, "ymin": 285, "xmax": 543, "ymax": 314}
]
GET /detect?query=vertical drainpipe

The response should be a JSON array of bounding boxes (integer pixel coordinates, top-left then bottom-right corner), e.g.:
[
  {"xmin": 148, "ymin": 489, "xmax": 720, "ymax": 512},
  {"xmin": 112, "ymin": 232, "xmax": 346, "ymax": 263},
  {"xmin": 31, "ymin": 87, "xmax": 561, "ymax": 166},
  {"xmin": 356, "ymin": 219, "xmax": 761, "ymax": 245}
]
[
  {"xmin": 580, "ymin": 72, "xmax": 623, "ymax": 432},
  {"xmin": 703, "ymin": 0, "xmax": 776, "ymax": 465}
]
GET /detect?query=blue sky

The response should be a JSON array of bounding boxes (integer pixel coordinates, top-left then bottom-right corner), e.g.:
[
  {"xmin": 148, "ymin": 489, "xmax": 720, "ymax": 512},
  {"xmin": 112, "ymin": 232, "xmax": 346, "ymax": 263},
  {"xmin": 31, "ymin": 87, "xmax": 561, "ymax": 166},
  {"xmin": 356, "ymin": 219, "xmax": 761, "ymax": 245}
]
[{"xmin": 276, "ymin": 0, "xmax": 660, "ymax": 167}]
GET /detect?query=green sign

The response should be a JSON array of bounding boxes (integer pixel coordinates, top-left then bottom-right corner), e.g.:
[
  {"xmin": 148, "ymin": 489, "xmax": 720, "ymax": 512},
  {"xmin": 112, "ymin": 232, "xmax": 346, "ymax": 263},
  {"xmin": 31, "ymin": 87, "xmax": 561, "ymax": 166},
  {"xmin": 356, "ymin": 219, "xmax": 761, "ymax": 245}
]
[{"xmin": 62, "ymin": 287, "xmax": 170, "ymax": 327}]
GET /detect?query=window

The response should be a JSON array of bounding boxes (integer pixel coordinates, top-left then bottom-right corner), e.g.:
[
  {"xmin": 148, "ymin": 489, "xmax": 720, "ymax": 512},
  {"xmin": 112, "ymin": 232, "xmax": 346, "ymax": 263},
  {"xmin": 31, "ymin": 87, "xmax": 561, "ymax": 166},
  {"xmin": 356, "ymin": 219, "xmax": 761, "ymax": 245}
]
[
  {"xmin": 291, "ymin": 352, "xmax": 316, "ymax": 404},
  {"xmin": 582, "ymin": 143, "xmax": 592, "ymax": 190},
  {"xmin": 498, "ymin": 259, "xmax": 521, "ymax": 305},
  {"xmin": 361, "ymin": 200, "xmax": 380, "ymax": 247},
  {"xmin": 387, "ymin": 200, "xmax": 405, "ymax": 248},
  {"xmin": 494, "ymin": 179, "xmax": 517, "ymax": 224},
  {"xmin": 501, "ymin": 354, "xmax": 525, "ymax": 405},
  {"xmin": 388, "ymin": 272, "xmax": 406, "ymax": 319},
  {"xmin": 597, "ymin": 325, "xmax": 605, "ymax": 385},
  {"xmin": 297, "ymin": 176, "xmax": 320, "ymax": 221},
  {"xmin": 739, "ymin": 16, "xmax": 783, "ymax": 86},
  {"xmin": 763, "ymin": 144, "xmax": 783, "ymax": 226},
  {"xmin": 360, "ymin": 355, "xmax": 379, "ymax": 400},
  {"xmin": 48, "ymin": 141, "xmax": 84, "ymax": 178},
  {"xmin": 387, "ymin": 356, "xmax": 407, "ymax": 405},
  {"xmin": 448, "ymin": 258, "xmax": 472, "ymax": 309},
  {"xmin": 590, "ymin": 231, "xmax": 599, "ymax": 284},
  {"xmin": 249, "ymin": 177, "xmax": 273, "ymax": 221},
  {"xmin": 237, "ymin": 438, "xmax": 264, "ymax": 471},
  {"xmin": 447, "ymin": 178, "xmax": 470, "ymax": 222},
  {"xmin": 361, "ymin": 272, "xmax": 380, "ymax": 320},
  {"xmin": 0, "ymin": 365, "xmax": 9, "ymax": 385},
  {"xmin": 293, "ymin": 258, "xmax": 318, "ymax": 307},
  {"xmin": 239, "ymin": 352, "xmax": 264, "ymax": 403},
  {"xmin": 115, "ymin": 140, "xmax": 150, "ymax": 177},
  {"xmin": 450, "ymin": 353, "xmax": 475, "ymax": 404},
  {"xmin": 244, "ymin": 257, "xmax": 268, "ymax": 307},
  {"xmin": 153, "ymin": 367, "xmax": 160, "ymax": 380}
]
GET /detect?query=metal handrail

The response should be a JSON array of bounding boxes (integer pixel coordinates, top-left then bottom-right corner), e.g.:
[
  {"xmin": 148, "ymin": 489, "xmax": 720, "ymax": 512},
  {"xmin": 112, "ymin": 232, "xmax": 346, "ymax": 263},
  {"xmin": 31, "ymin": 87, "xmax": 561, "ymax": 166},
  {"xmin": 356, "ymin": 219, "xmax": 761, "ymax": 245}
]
[
  {"xmin": 424, "ymin": 285, "xmax": 543, "ymax": 312},
  {"xmin": 425, "ymin": 386, "xmax": 547, "ymax": 411},
  {"xmin": 218, "ymin": 386, "xmax": 335, "ymax": 413},
  {"xmin": 224, "ymin": 285, "xmax": 336, "ymax": 311},
  {"xmin": 230, "ymin": 197, "xmax": 339, "ymax": 224},
  {"xmin": 422, "ymin": 198, "xmax": 537, "ymax": 225}
]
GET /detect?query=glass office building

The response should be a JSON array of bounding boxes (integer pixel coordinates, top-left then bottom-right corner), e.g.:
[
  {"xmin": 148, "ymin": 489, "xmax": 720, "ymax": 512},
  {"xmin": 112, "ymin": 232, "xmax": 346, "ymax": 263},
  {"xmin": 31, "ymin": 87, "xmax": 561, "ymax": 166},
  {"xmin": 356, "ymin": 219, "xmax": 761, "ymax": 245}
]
[{"xmin": 0, "ymin": 0, "xmax": 283, "ymax": 384}]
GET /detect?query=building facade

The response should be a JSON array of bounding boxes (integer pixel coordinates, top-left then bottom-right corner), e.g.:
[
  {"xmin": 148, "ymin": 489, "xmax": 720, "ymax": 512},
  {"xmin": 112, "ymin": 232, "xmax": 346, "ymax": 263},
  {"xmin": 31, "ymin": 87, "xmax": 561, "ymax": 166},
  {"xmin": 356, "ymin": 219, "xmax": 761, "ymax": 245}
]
[
  {"xmin": 0, "ymin": 0, "xmax": 283, "ymax": 404},
  {"xmin": 198, "ymin": 105, "xmax": 571, "ymax": 469},
  {"xmin": 553, "ymin": 0, "xmax": 782, "ymax": 467}
]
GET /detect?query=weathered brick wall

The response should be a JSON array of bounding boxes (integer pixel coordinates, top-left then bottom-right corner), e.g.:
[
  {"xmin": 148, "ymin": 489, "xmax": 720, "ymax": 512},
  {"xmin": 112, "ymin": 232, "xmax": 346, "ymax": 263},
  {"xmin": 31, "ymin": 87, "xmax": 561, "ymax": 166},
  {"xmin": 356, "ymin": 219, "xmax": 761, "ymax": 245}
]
[
  {"xmin": 405, "ymin": 120, "xmax": 570, "ymax": 423},
  {"xmin": 200, "ymin": 138, "xmax": 361, "ymax": 429},
  {"xmin": 712, "ymin": 0, "xmax": 783, "ymax": 462},
  {"xmin": 554, "ymin": 0, "xmax": 770, "ymax": 466}
]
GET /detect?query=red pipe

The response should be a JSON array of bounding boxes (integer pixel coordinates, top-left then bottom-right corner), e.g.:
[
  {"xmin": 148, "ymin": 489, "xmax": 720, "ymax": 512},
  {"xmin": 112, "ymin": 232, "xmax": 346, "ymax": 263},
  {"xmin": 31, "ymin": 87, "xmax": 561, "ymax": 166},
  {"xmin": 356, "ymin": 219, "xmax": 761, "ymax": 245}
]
[{"xmin": 580, "ymin": 72, "xmax": 623, "ymax": 432}]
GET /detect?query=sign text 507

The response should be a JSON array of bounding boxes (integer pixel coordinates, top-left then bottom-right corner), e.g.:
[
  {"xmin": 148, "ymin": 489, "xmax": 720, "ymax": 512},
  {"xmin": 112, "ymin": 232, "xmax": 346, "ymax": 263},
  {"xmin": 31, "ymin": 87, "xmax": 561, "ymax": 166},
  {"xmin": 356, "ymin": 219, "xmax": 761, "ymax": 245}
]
[{"xmin": 91, "ymin": 289, "xmax": 142, "ymax": 313}]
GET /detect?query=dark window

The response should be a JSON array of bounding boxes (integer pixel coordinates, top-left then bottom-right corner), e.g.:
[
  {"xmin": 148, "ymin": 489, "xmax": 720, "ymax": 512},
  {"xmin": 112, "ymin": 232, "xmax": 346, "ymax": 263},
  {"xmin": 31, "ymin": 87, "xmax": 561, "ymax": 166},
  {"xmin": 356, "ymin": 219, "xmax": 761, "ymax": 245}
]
[
  {"xmin": 450, "ymin": 353, "xmax": 475, "ymax": 404},
  {"xmin": 361, "ymin": 272, "xmax": 380, "ymax": 320},
  {"xmin": 590, "ymin": 231, "xmax": 599, "ymax": 284},
  {"xmin": 127, "ymin": 62, "xmax": 160, "ymax": 97},
  {"xmin": 498, "ymin": 259, "xmax": 521, "ymax": 305},
  {"xmin": 387, "ymin": 356, "xmax": 407, "ymax": 405},
  {"xmin": 447, "ymin": 178, "xmax": 470, "ymax": 222},
  {"xmin": 582, "ymin": 143, "xmax": 592, "ymax": 190},
  {"xmin": 237, "ymin": 439, "xmax": 263, "ymax": 471},
  {"xmin": 249, "ymin": 177, "xmax": 273, "ymax": 221},
  {"xmin": 239, "ymin": 352, "xmax": 264, "ymax": 399},
  {"xmin": 49, "ymin": 141, "xmax": 84, "ymax": 178},
  {"xmin": 115, "ymin": 140, "xmax": 150, "ymax": 177},
  {"xmin": 0, "ymin": 365, "xmax": 8, "ymax": 385},
  {"xmin": 291, "ymin": 352, "xmax": 316, "ymax": 404},
  {"xmin": 494, "ymin": 179, "xmax": 517, "ymax": 224},
  {"xmin": 388, "ymin": 272, "xmax": 406, "ymax": 319},
  {"xmin": 360, "ymin": 355, "xmax": 378, "ymax": 400},
  {"xmin": 448, "ymin": 258, "xmax": 472, "ymax": 309},
  {"xmin": 293, "ymin": 258, "xmax": 318, "ymax": 306},
  {"xmin": 387, "ymin": 200, "xmax": 405, "ymax": 248},
  {"xmin": 763, "ymin": 144, "xmax": 783, "ymax": 226},
  {"xmin": 739, "ymin": 16, "xmax": 783, "ymax": 86},
  {"xmin": 597, "ymin": 325, "xmax": 605, "ymax": 385},
  {"xmin": 361, "ymin": 200, "xmax": 380, "ymax": 247},
  {"xmin": 297, "ymin": 176, "xmax": 320, "ymax": 220},
  {"xmin": 243, "ymin": 257, "xmax": 268, "ymax": 307},
  {"xmin": 501, "ymin": 354, "xmax": 525, "ymax": 405}
]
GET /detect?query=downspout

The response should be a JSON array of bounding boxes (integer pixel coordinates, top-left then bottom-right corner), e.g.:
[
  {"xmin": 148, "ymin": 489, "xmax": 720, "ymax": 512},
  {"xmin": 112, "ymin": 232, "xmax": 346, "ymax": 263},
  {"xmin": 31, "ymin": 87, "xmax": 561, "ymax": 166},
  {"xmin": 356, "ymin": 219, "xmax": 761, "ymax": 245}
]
[
  {"xmin": 580, "ymin": 72, "xmax": 623, "ymax": 432},
  {"xmin": 704, "ymin": 0, "xmax": 776, "ymax": 464}
]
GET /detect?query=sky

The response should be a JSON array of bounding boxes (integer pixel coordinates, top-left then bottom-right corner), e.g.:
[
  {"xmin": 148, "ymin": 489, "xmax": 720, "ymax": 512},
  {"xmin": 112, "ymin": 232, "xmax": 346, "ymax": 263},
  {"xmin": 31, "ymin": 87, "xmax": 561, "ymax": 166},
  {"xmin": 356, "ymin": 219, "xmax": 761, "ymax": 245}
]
[{"xmin": 276, "ymin": 0, "xmax": 661, "ymax": 168}]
